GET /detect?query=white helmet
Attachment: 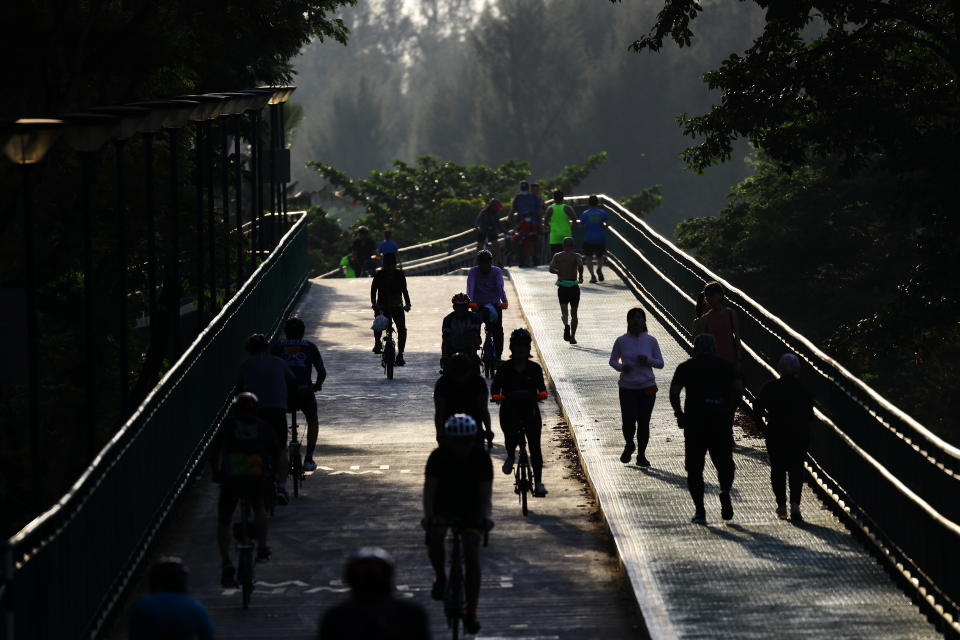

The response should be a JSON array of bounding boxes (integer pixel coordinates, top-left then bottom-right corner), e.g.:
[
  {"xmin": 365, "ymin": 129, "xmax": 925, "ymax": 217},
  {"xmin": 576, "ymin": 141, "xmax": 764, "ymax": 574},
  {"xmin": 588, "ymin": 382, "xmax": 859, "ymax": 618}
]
[{"xmin": 444, "ymin": 413, "xmax": 478, "ymax": 438}]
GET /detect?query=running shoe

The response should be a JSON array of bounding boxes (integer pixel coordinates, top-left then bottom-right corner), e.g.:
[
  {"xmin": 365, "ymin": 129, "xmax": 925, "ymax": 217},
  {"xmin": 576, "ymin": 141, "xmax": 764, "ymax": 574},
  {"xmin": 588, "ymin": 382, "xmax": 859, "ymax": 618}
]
[
  {"xmin": 563, "ymin": 325, "xmax": 571, "ymax": 341},
  {"xmin": 220, "ymin": 563, "xmax": 236, "ymax": 588},
  {"xmin": 431, "ymin": 577, "xmax": 446, "ymax": 601},
  {"xmin": 597, "ymin": 268, "xmax": 604, "ymax": 281},
  {"xmin": 256, "ymin": 546, "xmax": 272, "ymax": 562},
  {"xmin": 589, "ymin": 276, "xmax": 597, "ymax": 284},
  {"xmin": 533, "ymin": 482, "xmax": 548, "ymax": 497},
  {"xmin": 776, "ymin": 503, "xmax": 788, "ymax": 520},
  {"xmin": 569, "ymin": 336, "xmax": 578, "ymax": 344},
  {"xmin": 303, "ymin": 458, "xmax": 317, "ymax": 472},
  {"xmin": 501, "ymin": 453, "xmax": 515, "ymax": 475},
  {"xmin": 372, "ymin": 342, "xmax": 382, "ymax": 354},
  {"xmin": 619, "ymin": 442, "xmax": 635, "ymax": 463},
  {"xmin": 275, "ymin": 485, "xmax": 289, "ymax": 506},
  {"xmin": 790, "ymin": 503, "xmax": 803, "ymax": 522},
  {"xmin": 394, "ymin": 353, "xmax": 405, "ymax": 366},
  {"xmin": 691, "ymin": 510, "xmax": 707, "ymax": 525},
  {"xmin": 719, "ymin": 492, "xmax": 734, "ymax": 520},
  {"xmin": 463, "ymin": 615, "xmax": 482, "ymax": 634},
  {"xmin": 636, "ymin": 454, "xmax": 651, "ymax": 467}
]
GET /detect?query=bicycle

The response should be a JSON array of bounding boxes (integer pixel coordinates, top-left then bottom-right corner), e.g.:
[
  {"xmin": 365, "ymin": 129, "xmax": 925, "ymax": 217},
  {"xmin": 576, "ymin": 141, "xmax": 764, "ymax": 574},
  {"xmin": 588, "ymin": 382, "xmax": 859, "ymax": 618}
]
[
  {"xmin": 288, "ymin": 411, "xmax": 304, "ymax": 498},
  {"xmin": 438, "ymin": 518, "xmax": 489, "ymax": 639},
  {"xmin": 513, "ymin": 424, "xmax": 535, "ymax": 516},
  {"xmin": 374, "ymin": 306, "xmax": 397, "ymax": 379},
  {"xmin": 233, "ymin": 498, "xmax": 257, "ymax": 608}
]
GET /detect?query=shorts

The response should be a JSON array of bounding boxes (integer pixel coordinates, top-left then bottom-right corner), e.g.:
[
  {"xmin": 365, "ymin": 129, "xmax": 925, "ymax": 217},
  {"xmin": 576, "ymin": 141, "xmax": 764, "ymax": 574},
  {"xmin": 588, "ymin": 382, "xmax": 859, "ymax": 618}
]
[
  {"xmin": 582, "ymin": 241, "xmax": 606, "ymax": 257},
  {"xmin": 289, "ymin": 387, "xmax": 318, "ymax": 419},
  {"xmin": 477, "ymin": 230, "xmax": 498, "ymax": 245},
  {"xmin": 257, "ymin": 407, "xmax": 287, "ymax": 446},
  {"xmin": 557, "ymin": 285, "xmax": 581, "ymax": 306},
  {"xmin": 218, "ymin": 477, "xmax": 267, "ymax": 523}
]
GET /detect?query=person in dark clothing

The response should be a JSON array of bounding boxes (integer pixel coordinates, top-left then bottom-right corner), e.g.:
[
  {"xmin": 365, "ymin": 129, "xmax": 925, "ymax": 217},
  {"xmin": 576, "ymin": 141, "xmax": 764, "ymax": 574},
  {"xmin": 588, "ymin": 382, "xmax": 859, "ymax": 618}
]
[
  {"xmin": 423, "ymin": 414, "xmax": 493, "ymax": 636},
  {"xmin": 440, "ymin": 293, "xmax": 483, "ymax": 369},
  {"xmin": 491, "ymin": 328, "xmax": 549, "ymax": 497},
  {"xmin": 352, "ymin": 226, "xmax": 377, "ymax": 277},
  {"xmin": 434, "ymin": 352, "xmax": 492, "ymax": 445},
  {"xmin": 317, "ymin": 547, "xmax": 430, "ymax": 640},
  {"xmin": 669, "ymin": 334, "xmax": 743, "ymax": 524},
  {"xmin": 210, "ymin": 392, "xmax": 281, "ymax": 582},
  {"xmin": 370, "ymin": 252, "xmax": 412, "ymax": 365},
  {"xmin": 755, "ymin": 352, "xmax": 814, "ymax": 521},
  {"xmin": 271, "ymin": 316, "xmax": 326, "ymax": 470},
  {"xmin": 129, "ymin": 557, "xmax": 214, "ymax": 640}
]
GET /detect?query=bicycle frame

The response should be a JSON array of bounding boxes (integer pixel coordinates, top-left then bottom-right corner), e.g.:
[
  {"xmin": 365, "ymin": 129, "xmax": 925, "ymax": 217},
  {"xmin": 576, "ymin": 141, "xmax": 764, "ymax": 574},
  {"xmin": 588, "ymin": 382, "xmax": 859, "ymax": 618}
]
[
  {"xmin": 236, "ymin": 498, "xmax": 255, "ymax": 609},
  {"xmin": 514, "ymin": 426, "xmax": 533, "ymax": 516},
  {"xmin": 444, "ymin": 522, "xmax": 466, "ymax": 640},
  {"xmin": 288, "ymin": 412, "xmax": 303, "ymax": 498}
]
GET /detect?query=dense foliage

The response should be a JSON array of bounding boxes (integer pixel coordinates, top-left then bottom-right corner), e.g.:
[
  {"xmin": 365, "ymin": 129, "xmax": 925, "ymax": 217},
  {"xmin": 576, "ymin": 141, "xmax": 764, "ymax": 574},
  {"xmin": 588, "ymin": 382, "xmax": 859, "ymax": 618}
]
[{"xmin": 623, "ymin": 0, "xmax": 960, "ymax": 440}]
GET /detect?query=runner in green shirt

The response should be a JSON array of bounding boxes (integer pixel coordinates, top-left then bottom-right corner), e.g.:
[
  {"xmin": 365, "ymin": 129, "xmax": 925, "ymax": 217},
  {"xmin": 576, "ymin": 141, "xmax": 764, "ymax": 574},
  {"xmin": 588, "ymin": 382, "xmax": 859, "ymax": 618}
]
[{"xmin": 546, "ymin": 190, "xmax": 577, "ymax": 255}]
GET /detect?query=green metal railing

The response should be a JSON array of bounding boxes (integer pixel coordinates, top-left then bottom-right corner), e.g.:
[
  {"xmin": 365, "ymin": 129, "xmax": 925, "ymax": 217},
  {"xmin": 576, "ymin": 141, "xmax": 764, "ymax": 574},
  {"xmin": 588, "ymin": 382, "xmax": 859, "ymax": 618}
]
[{"xmin": 3, "ymin": 213, "xmax": 308, "ymax": 640}]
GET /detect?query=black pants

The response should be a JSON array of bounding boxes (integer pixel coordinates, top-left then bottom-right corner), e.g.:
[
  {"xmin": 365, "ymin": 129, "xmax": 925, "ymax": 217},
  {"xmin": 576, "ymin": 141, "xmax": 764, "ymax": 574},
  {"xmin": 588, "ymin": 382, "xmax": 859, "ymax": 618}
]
[
  {"xmin": 499, "ymin": 404, "xmax": 543, "ymax": 483},
  {"xmin": 767, "ymin": 435, "xmax": 807, "ymax": 506},
  {"xmin": 374, "ymin": 306, "xmax": 407, "ymax": 353},
  {"xmin": 618, "ymin": 388, "xmax": 655, "ymax": 455},
  {"xmin": 684, "ymin": 421, "xmax": 735, "ymax": 508}
]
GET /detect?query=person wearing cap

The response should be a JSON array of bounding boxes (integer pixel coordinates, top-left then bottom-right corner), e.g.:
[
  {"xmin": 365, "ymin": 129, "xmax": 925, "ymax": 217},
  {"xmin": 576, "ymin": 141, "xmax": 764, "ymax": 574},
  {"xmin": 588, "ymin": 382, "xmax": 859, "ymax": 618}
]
[
  {"xmin": 210, "ymin": 392, "xmax": 281, "ymax": 585},
  {"xmin": 754, "ymin": 353, "xmax": 814, "ymax": 521},
  {"xmin": 352, "ymin": 226, "xmax": 377, "ymax": 277},
  {"xmin": 491, "ymin": 328, "xmax": 549, "ymax": 497},
  {"xmin": 129, "ymin": 557, "xmax": 213, "ymax": 640},
  {"xmin": 423, "ymin": 414, "xmax": 493, "ymax": 635},
  {"xmin": 466, "ymin": 250, "xmax": 508, "ymax": 361},
  {"xmin": 669, "ymin": 334, "xmax": 743, "ymax": 524},
  {"xmin": 317, "ymin": 547, "xmax": 430, "ymax": 639},
  {"xmin": 475, "ymin": 199, "xmax": 505, "ymax": 265}
]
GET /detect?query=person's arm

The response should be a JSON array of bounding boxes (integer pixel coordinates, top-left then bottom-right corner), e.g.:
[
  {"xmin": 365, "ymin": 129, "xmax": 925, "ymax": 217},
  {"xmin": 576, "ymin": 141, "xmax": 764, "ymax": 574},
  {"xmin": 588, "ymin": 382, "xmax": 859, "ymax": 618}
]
[
  {"xmin": 434, "ymin": 393, "xmax": 447, "ymax": 434},
  {"xmin": 423, "ymin": 476, "xmax": 439, "ymax": 520},
  {"xmin": 479, "ymin": 479, "xmax": 493, "ymax": 521},
  {"xmin": 648, "ymin": 337, "xmax": 665, "ymax": 369},
  {"xmin": 548, "ymin": 252, "xmax": 560, "ymax": 274},
  {"xmin": 729, "ymin": 307, "xmax": 743, "ymax": 362},
  {"xmin": 565, "ymin": 204, "xmax": 576, "ymax": 224},
  {"xmin": 490, "ymin": 367, "xmax": 503, "ymax": 398},
  {"xmin": 577, "ymin": 254, "xmax": 584, "ymax": 282},
  {"xmin": 400, "ymin": 272, "xmax": 411, "ymax": 309},
  {"xmin": 693, "ymin": 309, "xmax": 709, "ymax": 335},
  {"xmin": 313, "ymin": 350, "xmax": 326, "ymax": 390},
  {"xmin": 370, "ymin": 275, "xmax": 378, "ymax": 308},
  {"xmin": 535, "ymin": 364, "xmax": 547, "ymax": 398},
  {"xmin": 466, "ymin": 267, "xmax": 477, "ymax": 301},
  {"xmin": 669, "ymin": 367, "xmax": 685, "ymax": 426},
  {"xmin": 495, "ymin": 269, "xmax": 507, "ymax": 305},
  {"xmin": 609, "ymin": 337, "xmax": 626, "ymax": 372}
]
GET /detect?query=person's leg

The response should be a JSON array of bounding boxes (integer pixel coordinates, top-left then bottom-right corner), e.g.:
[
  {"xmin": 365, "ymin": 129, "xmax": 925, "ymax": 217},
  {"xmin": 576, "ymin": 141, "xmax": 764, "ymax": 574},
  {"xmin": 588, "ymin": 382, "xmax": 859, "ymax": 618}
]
[
  {"xmin": 391, "ymin": 308, "xmax": 407, "ymax": 355},
  {"xmin": 217, "ymin": 486, "xmax": 238, "ymax": 566},
  {"xmin": 260, "ymin": 409, "xmax": 288, "ymax": 485},
  {"xmin": 766, "ymin": 438, "xmax": 787, "ymax": 512},
  {"xmin": 684, "ymin": 427, "xmax": 708, "ymax": 515},
  {"xmin": 596, "ymin": 248, "xmax": 606, "ymax": 280},
  {"xmin": 618, "ymin": 387, "xmax": 639, "ymax": 460},
  {"xmin": 426, "ymin": 525, "xmax": 447, "ymax": 597},
  {"xmin": 636, "ymin": 392, "xmax": 655, "ymax": 463},
  {"xmin": 373, "ymin": 309, "xmax": 382, "ymax": 351},
  {"xmin": 492, "ymin": 313, "xmax": 504, "ymax": 359},
  {"xmin": 527, "ymin": 411, "xmax": 544, "ymax": 485},
  {"xmin": 787, "ymin": 442, "xmax": 807, "ymax": 508},
  {"xmin": 303, "ymin": 399, "xmax": 319, "ymax": 461},
  {"xmin": 709, "ymin": 425, "xmax": 736, "ymax": 494},
  {"xmin": 463, "ymin": 529, "xmax": 483, "ymax": 615},
  {"xmin": 500, "ymin": 407, "xmax": 518, "ymax": 465},
  {"xmin": 569, "ymin": 287, "xmax": 580, "ymax": 342},
  {"xmin": 584, "ymin": 249, "xmax": 596, "ymax": 281},
  {"xmin": 558, "ymin": 289, "xmax": 569, "ymax": 338}
]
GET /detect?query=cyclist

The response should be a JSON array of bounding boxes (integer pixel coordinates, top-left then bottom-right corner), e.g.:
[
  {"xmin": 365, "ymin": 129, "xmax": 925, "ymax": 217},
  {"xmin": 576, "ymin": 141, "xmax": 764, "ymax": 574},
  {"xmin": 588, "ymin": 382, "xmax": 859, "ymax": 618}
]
[
  {"xmin": 236, "ymin": 333, "xmax": 296, "ymax": 505},
  {"xmin": 475, "ymin": 198, "xmax": 505, "ymax": 265},
  {"xmin": 129, "ymin": 557, "xmax": 213, "ymax": 640},
  {"xmin": 546, "ymin": 190, "xmax": 577, "ymax": 256},
  {"xmin": 352, "ymin": 226, "xmax": 377, "ymax": 277},
  {"xmin": 318, "ymin": 547, "xmax": 430, "ymax": 640},
  {"xmin": 441, "ymin": 293, "xmax": 483, "ymax": 371},
  {"xmin": 271, "ymin": 317, "xmax": 326, "ymax": 471},
  {"xmin": 210, "ymin": 392, "xmax": 281, "ymax": 584},
  {"xmin": 466, "ymin": 250, "xmax": 508, "ymax": 360},
  {"xmin": 578, "ymin": 194, "xmax": 610, "ymax": 283},
  {"xmin": 491, "ymin": 328, "xmax": 549, "ymax": 497},
  {"xmin": 434, "ymin": 351, "xmax": 492, "ymax": 445},
  {"xmin": 371, "ymin": 252, "xmax": 412, "ymax": 366},
  {"xmin": 548, "ymin": 236, "xmax": 584, "ymax": 344},
  {"xmin": 423, "ymin": 414, "xmax": 493, "ymax": 635},
  {"xmin": 509, "ymin": 181, "xmax": 542, "ymax": 267}
]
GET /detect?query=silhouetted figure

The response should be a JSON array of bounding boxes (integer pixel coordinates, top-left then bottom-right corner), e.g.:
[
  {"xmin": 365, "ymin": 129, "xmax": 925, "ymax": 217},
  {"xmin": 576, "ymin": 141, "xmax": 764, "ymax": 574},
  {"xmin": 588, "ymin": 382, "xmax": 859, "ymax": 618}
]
[
  {"xmin": 755, "ymin": 353, "xmax": 814, "ymax": 521},
  {"xmin": 694, "ymin": 281, "xmax": 742, "ymax": 366},
  {"xmin": 318, "ymin": 548, "xmax": 430, "ymax": 640},
  {"xmin": 129, "ymin": 557, "xmax": 213, "ymax": 640},
  {"xmin": 669, "ymin": 334, "xmax": 743, "ymax": 524}
]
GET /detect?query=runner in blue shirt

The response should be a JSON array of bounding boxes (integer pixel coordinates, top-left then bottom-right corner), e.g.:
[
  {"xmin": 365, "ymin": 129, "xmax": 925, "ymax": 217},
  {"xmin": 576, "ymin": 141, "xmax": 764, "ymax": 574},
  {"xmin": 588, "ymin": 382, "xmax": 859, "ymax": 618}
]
[
  {"xmin": 271, "ymin": 317, "xmax": 326, "ymax": 471},
  {"xmin": 129, "ymin": 558, "xmax": 214, "ymax": 640},
  {"xmin": 578, "ymin": 195, "xmax": 610, "ymax": 283},
  {"xmin": 377, "ymin": 229, "xmax": 399, "ymax": 261}
]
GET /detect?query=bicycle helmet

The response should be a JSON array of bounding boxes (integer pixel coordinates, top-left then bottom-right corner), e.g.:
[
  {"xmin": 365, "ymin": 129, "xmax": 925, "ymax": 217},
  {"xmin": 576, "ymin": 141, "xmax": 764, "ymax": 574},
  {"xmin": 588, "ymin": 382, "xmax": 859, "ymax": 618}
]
[
  {"xmin": 244, "ymin": 333, "xmax": 269, "ymax": 355},
  {"xmin": 284, "ymin": 316, "xmax": 305, "ymax": 339},
  {"xmin": 477, "ymin": 249, "xmax": 493, "ymax": 263},
  {"xmin": 444, "ymin": 413, "xmax": 478, "ymax": 438},
  {"xmin": 149, "ymin": 556, "xmax": 188, "ymax": 593},
  {"xmin": 357, "ymin": 225, "xmax": 369, "ymax": 233},
  {"xmin": 344, "ymin": 547, "xmax": 394, "ymax": 597},
  {"xmin": 451, "ymin": 292, "xmax": 471, "ymax": 305},
  {"xmin": 509, "ymin": 327, "xmax": 532, "ymax": 345},
  {"xmin": 235, "ymin": 391, "xmax": 259, "ymax": 408}
]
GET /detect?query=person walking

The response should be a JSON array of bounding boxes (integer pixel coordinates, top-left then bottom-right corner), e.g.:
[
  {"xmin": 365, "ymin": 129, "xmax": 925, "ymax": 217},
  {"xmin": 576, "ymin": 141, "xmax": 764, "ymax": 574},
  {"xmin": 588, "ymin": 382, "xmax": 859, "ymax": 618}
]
[
  {"xmin": 577, "ymin": 195, "xmax": 610, "ymax": 283},
  {"xmin": 755, "ymin": 353, "xmax": 814, "ymax": 521},
  {"xmin": 546, "ymin": 190, "xmax": 577, "ymax": 257},
  {"xmin": 669, "ymin": 334, "xmax": 743, "ymax": 524},
  {"xmin": 609, "ymin": 307, "xmax": 664, "ymax": 466},
  {"xmin": 317, "ymin": 548, "xmax": 430, "ymax": 640},
  {"xmin": 694, "ymin": 281, "xmax": 742, "ymax": 366},
  {"xmin": 548, "ymin": 237, "xmax": 584, "ymax": 344}
]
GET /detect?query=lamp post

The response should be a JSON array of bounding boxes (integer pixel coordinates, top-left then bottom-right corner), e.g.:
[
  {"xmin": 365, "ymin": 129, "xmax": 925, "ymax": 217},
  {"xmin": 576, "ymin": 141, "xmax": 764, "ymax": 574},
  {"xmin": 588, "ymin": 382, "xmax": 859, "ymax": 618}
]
[
  {"xmin": 240, "ymin": 89, "xmax": 272, "ymax": 262},
  {"xmin": 3, "ymin": 118, "xmax": 63, "ymax": 496},
  {"xmin": 266, "ymin": 86, "xmax": 296, "ymax": 234},
  {"xmin": 60, "ymin": 112, "xmax": 121, "ymax": 459}
]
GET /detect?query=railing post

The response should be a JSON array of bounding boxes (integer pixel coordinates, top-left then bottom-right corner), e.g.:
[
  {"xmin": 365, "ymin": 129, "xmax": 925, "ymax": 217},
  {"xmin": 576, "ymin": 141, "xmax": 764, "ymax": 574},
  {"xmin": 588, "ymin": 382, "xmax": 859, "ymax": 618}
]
[{"xmin": 3, "ymin": 541, "xmax": 13, "ymax": 640}]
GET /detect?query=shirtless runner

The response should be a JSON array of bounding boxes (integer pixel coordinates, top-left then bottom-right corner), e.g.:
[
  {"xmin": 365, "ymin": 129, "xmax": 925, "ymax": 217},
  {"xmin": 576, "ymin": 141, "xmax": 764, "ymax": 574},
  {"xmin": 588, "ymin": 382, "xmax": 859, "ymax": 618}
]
[{"xmin": 548, "ymin": 237, "xmax": 585, "ymax": 344}]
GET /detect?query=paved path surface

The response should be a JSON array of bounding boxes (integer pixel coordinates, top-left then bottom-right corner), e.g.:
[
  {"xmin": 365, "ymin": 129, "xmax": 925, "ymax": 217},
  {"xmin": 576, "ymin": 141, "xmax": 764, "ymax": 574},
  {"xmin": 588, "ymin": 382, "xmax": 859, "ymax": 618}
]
[
  {"xmin": 108, "ymin": 275, "xmax": 642, "ymax": 639},
  {"xmin": 508, "ymin": 265, "xmax": 937, "ymax": 639}
]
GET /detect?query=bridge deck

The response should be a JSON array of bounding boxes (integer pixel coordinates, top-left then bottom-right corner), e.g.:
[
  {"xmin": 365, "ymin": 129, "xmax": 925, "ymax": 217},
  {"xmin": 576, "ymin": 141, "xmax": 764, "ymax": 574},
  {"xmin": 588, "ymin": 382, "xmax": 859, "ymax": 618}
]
[
  {"xmin": 108, "ymin": 275, "xmax": 641, "ymax": 639},
  {"xmin": 508, "ymin": 266, "xmax": 936, "ymax": 639}
]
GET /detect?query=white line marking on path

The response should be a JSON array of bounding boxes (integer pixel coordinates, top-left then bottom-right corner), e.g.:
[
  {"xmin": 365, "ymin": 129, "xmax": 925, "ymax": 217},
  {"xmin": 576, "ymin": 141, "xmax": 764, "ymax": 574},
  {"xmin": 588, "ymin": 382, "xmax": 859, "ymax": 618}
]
[
  {"xmin": 379, "ymin": 465, "xmax": 390, "ymax": 469},
  {"xmin": 350, "ymin": 465, "xmax": 360, "ymax": 470},
  {"xmin": 329, "ymin": 470, "xmax": 383, "ymax": 475},
  {"xmin": 305, "ymin": 586, "xmax": 351, "ymax": 594}
]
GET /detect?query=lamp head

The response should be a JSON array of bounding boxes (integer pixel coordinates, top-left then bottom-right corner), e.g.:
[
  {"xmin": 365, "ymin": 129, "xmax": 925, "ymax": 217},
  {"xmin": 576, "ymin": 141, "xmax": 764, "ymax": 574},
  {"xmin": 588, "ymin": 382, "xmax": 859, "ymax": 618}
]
[{"xmin": 3, "ymin": 119, "xmax": 63, "ymax": 165}]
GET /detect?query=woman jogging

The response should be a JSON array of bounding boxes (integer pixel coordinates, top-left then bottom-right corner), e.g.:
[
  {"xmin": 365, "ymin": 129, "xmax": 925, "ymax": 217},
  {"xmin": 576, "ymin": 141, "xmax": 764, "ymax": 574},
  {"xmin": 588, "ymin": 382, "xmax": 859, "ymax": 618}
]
[{"xmin": 609, "ymin": 307, "xmax": 664, "ymax": 466}]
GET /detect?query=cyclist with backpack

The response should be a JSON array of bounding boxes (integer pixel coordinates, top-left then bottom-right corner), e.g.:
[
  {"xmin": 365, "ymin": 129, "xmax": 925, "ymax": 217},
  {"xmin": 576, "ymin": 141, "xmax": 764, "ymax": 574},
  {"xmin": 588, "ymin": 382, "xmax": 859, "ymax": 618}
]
[
  {"xmin": 423, "ymin": 414, "xmax": 494, "ymax": 635},
  {"xmin": 271, "ymin": 317, "xmax": 326, "ymax": 471},
  {"xmin": 491, "ymin": 328, "xmax": 549, "ymax": 497},
  {"xmin": 669, "ymin": 334, "xmax": 743, "ymax": 524}
]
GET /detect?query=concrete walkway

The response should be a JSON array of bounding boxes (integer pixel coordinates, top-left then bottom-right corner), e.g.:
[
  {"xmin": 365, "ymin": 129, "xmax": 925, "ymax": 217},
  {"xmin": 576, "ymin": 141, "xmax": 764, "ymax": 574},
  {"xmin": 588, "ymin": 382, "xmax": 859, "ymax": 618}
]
[
  {"xmin": 108, "ymin": 275, "xmax": 642, "ymax": 639},
  {"xmin": 508, "ymin": 266, "xmax": 936, "ymax": 639}
]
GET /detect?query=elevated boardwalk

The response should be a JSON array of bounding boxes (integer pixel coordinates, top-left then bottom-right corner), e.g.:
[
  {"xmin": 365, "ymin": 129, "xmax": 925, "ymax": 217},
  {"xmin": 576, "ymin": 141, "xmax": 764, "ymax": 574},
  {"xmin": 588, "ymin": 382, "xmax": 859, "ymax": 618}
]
[{"xmin": 509, "ymin": 266, "xmax": 936, "ymax": 639}]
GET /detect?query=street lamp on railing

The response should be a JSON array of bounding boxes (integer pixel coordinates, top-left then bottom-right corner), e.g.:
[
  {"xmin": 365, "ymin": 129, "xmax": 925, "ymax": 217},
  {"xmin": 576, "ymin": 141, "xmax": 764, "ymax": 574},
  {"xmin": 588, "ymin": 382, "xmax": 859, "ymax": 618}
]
[
  {"xmin": 240, "ymin": 89, "xmax": 273, "ymax": 260},
  {"xmin": 261, "ymin": 86, "xmax": 295, "ymax": 237},
  {"xmin": 3, "ymin": 117, "xmax": 63, "ymax": 500}
]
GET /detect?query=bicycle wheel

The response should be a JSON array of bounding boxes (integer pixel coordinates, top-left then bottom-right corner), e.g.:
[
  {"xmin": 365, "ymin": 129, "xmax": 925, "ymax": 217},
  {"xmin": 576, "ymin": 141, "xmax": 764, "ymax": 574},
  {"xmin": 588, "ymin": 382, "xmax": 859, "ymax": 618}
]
[
  {"xmin": 384, "ymin": 339, "xmax": 395, "ymax": 380},
  {"xmin": 290, "ymin": 444, "xmax": 302, "ymax": 498},
  {"xmin": 238, "ymin": 549, "xmax": 254, "ymax": 609},
  {"xmin": 446, "ymin": 536, "xmax": 464, "ymax": 639},
  {"xmin": 519, "ymin": 450, "xmax": 530, "ymax": 516}
]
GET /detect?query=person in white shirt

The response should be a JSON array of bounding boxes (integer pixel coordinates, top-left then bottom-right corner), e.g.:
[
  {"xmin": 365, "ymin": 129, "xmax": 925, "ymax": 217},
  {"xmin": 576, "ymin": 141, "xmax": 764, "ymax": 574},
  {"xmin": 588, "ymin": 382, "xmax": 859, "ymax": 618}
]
[{"xmin": 609, "ymin": 308, "xmax": 664, "ymax": 466}]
